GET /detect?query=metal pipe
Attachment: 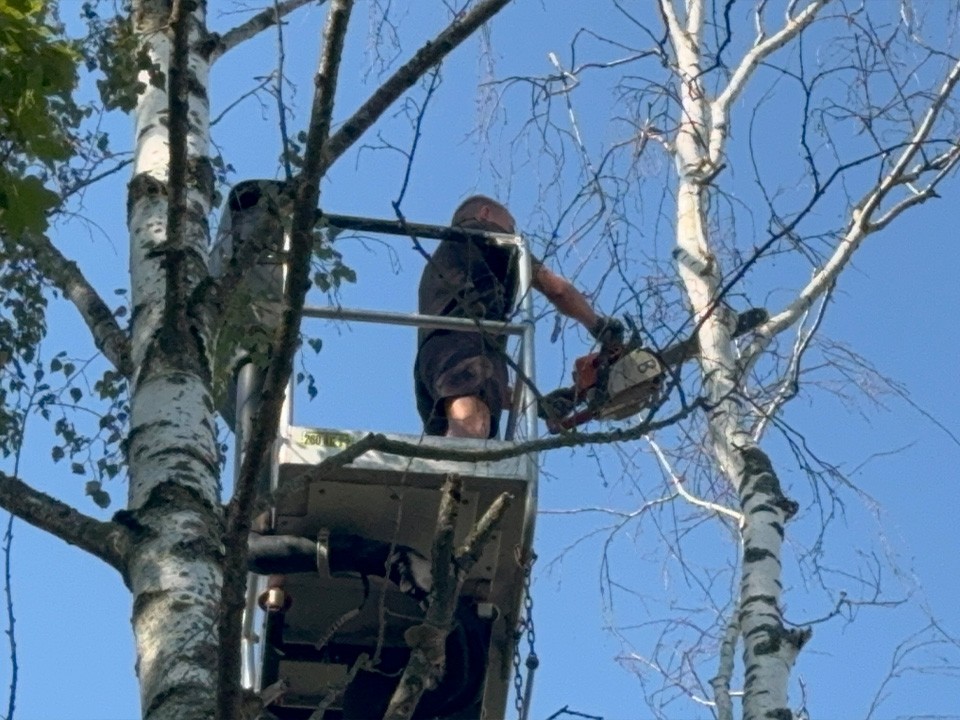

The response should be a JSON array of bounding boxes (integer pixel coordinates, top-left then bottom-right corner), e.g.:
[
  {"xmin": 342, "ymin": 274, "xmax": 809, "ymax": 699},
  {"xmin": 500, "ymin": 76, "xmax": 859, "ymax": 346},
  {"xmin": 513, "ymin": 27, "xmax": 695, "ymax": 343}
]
[
  {"xmin": 318, "ymin": 211, "xmax": 523, "ymax": 247},
  {"xmin": 515, "ymin": 237, "xmax": 539, "ymax": 558},
  {"xmin": 235, "ymin": 362, "xmax": 262, "ymax": 691},
  {"xmin": 301, "ymin": 305, "xmax": 527, "ymax": 335}
]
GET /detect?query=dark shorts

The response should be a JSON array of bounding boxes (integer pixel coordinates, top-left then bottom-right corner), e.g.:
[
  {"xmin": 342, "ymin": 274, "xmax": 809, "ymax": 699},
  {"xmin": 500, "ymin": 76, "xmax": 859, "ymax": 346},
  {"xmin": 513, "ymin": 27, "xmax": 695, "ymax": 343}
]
[{"xmin": 414, "ymin": 331, "xmax": 509, "ymax": 438}]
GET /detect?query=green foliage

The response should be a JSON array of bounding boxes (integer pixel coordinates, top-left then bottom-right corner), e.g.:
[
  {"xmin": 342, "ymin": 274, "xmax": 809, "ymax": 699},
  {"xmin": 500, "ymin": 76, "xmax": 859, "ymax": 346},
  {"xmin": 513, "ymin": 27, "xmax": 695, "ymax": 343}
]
[
  {"xmin": 43, "ymin": 358, "xmax": 129, "ymax": 509},
  {"xmin": 79, "ymin": 3, "xmax": 162, "ymax": 113},
  {"xmin": 0, "ymin": 240, "xmax": 48, "ymax": 455},
  {"xmin": 313, "ymin": 232, "xmax": 357, "ymax": 293},
  {"xmin": 0, "ymin": 0, "xmax": 81, "ymax": 235}
]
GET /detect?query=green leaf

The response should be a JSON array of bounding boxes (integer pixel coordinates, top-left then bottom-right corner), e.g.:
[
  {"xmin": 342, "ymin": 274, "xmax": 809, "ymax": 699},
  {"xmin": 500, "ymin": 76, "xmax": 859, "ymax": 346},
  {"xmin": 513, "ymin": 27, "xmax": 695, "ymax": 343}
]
[
  {"xmin": 71, "ymin": 462, "xmax": 84, "ymax": 475},
  {"xmin": 69, "ymin": 387, "xmax": 82, "ymax": 402},
  {"xmin": 0, "ymin": 173, "xmax": 59, "ymax": 234},
  {"xmin": 85, "ymin": 481, "xmax": 111, "ymax": 509}
]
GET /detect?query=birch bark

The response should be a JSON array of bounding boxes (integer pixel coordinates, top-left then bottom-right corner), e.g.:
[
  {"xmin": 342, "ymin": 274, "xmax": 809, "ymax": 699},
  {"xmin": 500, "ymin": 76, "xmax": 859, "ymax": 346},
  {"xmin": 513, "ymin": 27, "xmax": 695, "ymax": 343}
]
[
  {"xmin": 126, "ymin": 2, "xmax": 222, "ymax": 718},
  {"xmin": 662, "ymin": 1, "xmax": 810, "ymax": 716}
]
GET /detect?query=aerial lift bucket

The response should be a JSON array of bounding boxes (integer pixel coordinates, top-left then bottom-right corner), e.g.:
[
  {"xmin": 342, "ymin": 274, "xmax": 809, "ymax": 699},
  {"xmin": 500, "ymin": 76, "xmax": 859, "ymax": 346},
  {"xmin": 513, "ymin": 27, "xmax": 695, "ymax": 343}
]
[{"xmin": 214, "ymin": 181, "xmax": 539, "ymax": 719}]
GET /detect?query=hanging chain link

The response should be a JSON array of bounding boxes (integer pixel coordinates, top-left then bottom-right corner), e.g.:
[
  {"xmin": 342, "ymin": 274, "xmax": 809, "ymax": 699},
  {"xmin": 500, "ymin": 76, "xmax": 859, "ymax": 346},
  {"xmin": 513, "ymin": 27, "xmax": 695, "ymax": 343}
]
[{"xmin": 512, "ymin": 550, "xmax": 538, "ymax": 720}]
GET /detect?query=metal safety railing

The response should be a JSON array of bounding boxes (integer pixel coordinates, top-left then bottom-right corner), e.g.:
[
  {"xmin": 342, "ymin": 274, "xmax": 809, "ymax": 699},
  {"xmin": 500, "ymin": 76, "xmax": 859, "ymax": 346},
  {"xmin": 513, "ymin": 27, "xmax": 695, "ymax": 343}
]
[{"xmin": 288, "ymin": 215, "xmax": 539, "ymax": 444}]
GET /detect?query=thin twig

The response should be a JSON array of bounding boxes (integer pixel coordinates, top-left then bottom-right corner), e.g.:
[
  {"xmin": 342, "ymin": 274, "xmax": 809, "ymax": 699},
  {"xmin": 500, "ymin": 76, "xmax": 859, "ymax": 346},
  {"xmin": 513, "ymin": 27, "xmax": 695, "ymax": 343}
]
[
  {"xmin": 392, "ymin": 66, "xmax": 442, "ymax": 209},
  {"xmin": 544, "ymin": 707, "xmax": 605, "ymax": 720},
  {"xmin": 210, "ymin": 75, "xmax": 273, "ymax": 127},
  {"xmin": 646, "ymin": 437, "xmax": 743, "ymax": 524},
  {"xmin": 3, "ymin": 514, "xmax": 17, "ymax": 720}
]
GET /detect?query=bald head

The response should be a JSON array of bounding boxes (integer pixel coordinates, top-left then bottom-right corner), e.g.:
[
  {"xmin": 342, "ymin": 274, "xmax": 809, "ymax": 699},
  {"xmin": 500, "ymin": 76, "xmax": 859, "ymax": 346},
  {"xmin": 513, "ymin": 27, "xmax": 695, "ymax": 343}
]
[{"xmin": 451, "ymin": 195, "xmax": 516, "ymax": 234}]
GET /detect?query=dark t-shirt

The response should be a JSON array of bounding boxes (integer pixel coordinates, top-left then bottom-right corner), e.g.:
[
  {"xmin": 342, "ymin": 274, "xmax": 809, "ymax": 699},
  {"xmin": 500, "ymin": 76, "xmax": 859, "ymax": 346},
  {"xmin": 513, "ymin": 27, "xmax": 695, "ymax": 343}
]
[
  {"xmin": 414, "ymin": 232, "xmax": 537, "ymax": 436},
  {"xmin": 417, "ymin": 234, "xmax": 520, "ymax": 348}
]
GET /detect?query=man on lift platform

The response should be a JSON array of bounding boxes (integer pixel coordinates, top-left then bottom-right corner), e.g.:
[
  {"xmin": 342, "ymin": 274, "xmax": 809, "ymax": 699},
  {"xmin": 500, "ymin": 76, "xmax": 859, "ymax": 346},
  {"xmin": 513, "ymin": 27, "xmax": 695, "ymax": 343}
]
[{"xmin": 414, "ymin": 195, "xmax": 624, "ymax": 439}]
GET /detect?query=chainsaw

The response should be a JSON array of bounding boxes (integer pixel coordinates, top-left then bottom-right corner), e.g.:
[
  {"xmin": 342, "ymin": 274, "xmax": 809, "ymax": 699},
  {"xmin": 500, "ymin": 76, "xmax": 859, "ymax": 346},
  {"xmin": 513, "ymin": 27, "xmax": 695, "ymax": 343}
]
[{"xmin": 538, "ymin": 308, "xmax": 769, "ymax": 433}]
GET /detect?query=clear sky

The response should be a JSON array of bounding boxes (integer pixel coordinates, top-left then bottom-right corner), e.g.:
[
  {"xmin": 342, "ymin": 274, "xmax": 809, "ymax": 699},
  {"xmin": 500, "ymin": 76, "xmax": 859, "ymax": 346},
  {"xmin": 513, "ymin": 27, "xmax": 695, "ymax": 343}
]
[{"xmin": 3, "ymin": 2, "xmax": 960, "ymax": 719}]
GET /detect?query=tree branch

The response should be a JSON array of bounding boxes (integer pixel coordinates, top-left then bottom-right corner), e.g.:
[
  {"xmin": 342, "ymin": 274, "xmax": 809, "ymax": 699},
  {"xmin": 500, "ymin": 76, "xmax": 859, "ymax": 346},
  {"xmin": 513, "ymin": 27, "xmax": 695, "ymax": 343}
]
[
  {"xmin": 710, "ymin": 611, "xmax": 740, "ymax": 720},
  {"xmin": 708, "ymin": 0, "xmax": 830, "ymax": 166},
  {"xmin": 319, "ymin": 0, "xmax": 514, "ymax": 174},
  {"xmin": 205, "ymin": 0, "xmax": 321, "ymax": 62},
  {"xmin": 383, "ymin": 475, "xmax": 463, "ymax": 720},
  {"xmin": 3, "ymin": 514, "xmax": 18, "ymax": 720},
  {"xmin": 217, "ymin": 2, "xmax": 355, "ymax": 717},
  {"xmin": 646, "ymin": 437, "xmax": 743, "ymax": 524},
  {"xmin": 744, "ymin": 52, "xmax": 960, "ymax": 364},
  {"xmin": 750, "ymin": 290, "xmax": 830, "ymax": 441},
  {"xmin": 384, "ymin": 477, "xmax": 512, "ymax": 719},
  {"xmin": 0, "ymin": 472, "xmax": 131, "ymax": 574},
  {"xmin": 27, "ymin": 234, "xmax": 132, "ymax": 378},
  {"xmin": 272, "ymin": 397, "xmax": 707, "ymax": 513},
  {"xmin": 163, "ymin": 0, "xmax": 192, "ymax": 327}
]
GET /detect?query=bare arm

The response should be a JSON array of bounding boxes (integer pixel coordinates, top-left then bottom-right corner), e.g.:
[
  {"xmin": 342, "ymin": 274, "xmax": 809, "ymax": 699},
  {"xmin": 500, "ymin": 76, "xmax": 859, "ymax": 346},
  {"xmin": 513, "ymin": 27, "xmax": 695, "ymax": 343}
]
[{"xmin": 532, "ymin": 263, "xmax": 600, "ymax": 331}]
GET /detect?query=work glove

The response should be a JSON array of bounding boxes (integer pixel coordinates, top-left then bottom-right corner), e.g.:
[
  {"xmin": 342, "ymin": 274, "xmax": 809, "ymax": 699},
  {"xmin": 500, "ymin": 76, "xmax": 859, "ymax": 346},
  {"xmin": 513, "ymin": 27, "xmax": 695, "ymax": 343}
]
[{"xmin": 590, "ymin": 316, "xmax": 625, "ymax": 351}]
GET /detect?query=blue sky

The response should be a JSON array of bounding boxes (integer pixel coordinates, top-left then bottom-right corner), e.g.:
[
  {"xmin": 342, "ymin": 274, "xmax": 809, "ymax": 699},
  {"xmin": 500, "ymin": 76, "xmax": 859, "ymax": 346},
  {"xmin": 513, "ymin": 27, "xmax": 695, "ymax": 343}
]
[{"xmin": 3, "ymin": 2, "xmax": 960, "ymax": 719}]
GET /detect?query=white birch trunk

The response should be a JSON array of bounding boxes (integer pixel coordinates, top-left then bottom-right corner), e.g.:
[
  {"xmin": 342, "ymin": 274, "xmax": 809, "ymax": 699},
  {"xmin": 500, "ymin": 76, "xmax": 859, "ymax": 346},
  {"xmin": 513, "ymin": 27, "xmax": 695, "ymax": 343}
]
[
  {"xmin": 665, "ymin": 1, "xmax": 807, "ymax": 716},
  {"xmin": 126, "ymin": 2, "xmax": 222, "ymax": 718}
]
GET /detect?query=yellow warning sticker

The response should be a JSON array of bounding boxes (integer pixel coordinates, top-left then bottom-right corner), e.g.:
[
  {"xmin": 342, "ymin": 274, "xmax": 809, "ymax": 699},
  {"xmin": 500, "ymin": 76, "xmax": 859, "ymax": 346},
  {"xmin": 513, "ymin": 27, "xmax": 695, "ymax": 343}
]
[{"xmin": 299, "ymin": 429, "xmax": 353, "ymax": 449}]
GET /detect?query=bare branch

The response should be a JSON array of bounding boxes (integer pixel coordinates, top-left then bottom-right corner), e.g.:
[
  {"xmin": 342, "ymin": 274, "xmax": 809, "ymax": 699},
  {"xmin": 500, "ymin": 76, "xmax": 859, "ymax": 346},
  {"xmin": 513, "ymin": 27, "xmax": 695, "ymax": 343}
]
[
  {"xmin": 710, "ymin": 611, "xmax": 740, "ymax": 720},
  {"xmin": 206, "ymin": 0, "xmax": 321, "ymax": 62},
  {"xmin": 646, "ymin": 437, "xmax": 743, "ymax": 524},
  {"xmin": 456, "ymin": 491, "xmax": 512, "ymax": 572},
  {"xmin": 708, "ymin": 0, "xmax": 831, "ymax": 166},
  {"xmin": 0, "ymin": 472, "xmax": 131, "ymax": 574},
  {"xmin": 751, "ymin": 291, "xmax": 831, "ymax": 441},
  {"xmin": 383, "ymin": 477, "xmax": 512, "ymax": 719},
  {"xmin": 272, "ymin": 397, "xmax": 706, "ymax": 512},
  {"xmin": 320, "ymin": 0, "xmax": 514, "ymax": 174},
  {"xmin": 217, "ymin": 2, "xmax": 355, "ymax": 717},
  {"xmin": 656, "ymin": 0, "xmax": 685, "ymax": 50},
  {"xmin": 164, "ymin": 0, "xmax": 192, "ymax": 324},
  {"xmin": 383, "ymin": 475, "xmax": 464, "ymax": 720},
  {"xmin": 3, "ymin": 514, "xmax": 18, "ymax": 720},
  {"xmin": 27, "ymin": 234, "xmax": 132, "ymax": 378},
  {"xmin": 745, "ymin": 52, "xmax": 960, "ymax": 362}
]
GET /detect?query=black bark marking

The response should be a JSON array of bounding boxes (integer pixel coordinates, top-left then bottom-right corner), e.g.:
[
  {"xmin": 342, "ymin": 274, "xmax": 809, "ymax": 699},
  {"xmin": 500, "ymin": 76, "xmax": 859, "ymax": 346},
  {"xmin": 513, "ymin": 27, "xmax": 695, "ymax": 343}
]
[
  {"xmin": 132, "ymin": 589, "xmax": 166, "ymax": 618},
  {"xmin": 740, "ymin": 446, "xmax": 799, "ymax": 520},
  {"xmin": 128, "ymin": 173, "xmax": 168, "ymax": 222},
  {"xmin": 175, "ymin": 534, "xmax": 223, "ymax": 563},
  {"xmin": 138, "ymin": 479, "xmax": 224, "ymax": 528},
  {"xmin": 744, "ymin": 547, "xmax": 778, "ymax": 563},
  {"xmin": 745, "ymin": 623, "xmax": 812, "ymax": 656},
  {"xmin": 125, "ymin": 419, "xmax": 176, "ymax": 459},
  {"xmin": 765, "ymin": 709, "xmax": 792, "ymax": 720},
  {"xmin": 186, "ymin": 72, "xmax": 207, "ymax": 103},
  {"xmin": 145, "ymin": 681, "xmax": 213, "ymax": 718}
]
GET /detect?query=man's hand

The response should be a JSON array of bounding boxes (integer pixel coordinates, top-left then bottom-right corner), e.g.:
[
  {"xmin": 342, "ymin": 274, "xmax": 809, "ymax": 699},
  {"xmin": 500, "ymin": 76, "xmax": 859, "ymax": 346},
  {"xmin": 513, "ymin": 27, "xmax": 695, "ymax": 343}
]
[{"xmin": 590, "ymin": 316, "xmax": 625, "ymax": 351}]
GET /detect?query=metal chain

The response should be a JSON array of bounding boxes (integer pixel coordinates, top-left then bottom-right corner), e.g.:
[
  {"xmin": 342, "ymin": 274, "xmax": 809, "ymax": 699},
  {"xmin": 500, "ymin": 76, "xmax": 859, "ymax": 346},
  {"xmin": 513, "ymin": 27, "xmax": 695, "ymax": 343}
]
[{"xmin": 512, "ymin": 551, "xmax": 538, "ymax": 720}]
